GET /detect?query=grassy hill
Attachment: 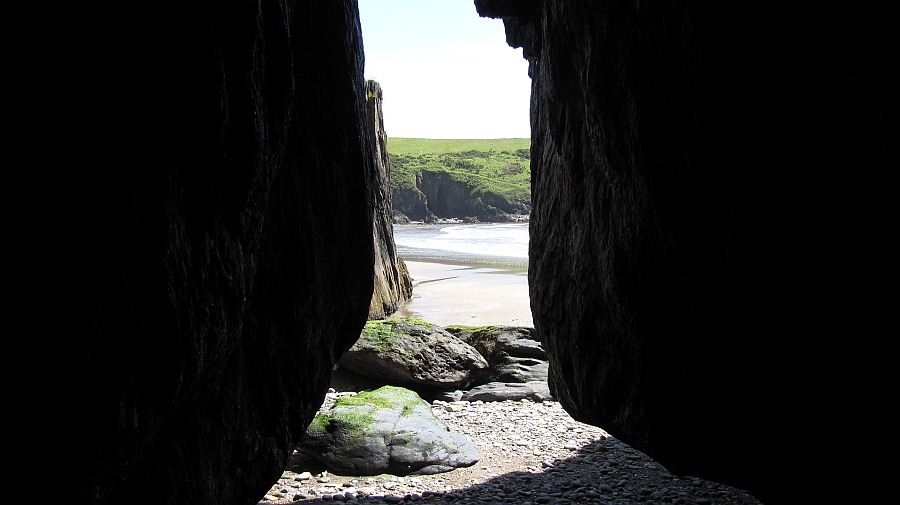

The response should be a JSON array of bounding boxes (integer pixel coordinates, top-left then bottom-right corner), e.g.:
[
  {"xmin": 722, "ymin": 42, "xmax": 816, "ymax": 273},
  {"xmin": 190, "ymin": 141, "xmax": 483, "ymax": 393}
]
[{"xmin": 387, "ymin": 138, "xmax": 531, "ymax": 203}]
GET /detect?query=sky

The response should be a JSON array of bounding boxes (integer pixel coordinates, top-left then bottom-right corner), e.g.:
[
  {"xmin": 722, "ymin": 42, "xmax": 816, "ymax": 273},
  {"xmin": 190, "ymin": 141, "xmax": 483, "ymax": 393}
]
[{"xmin": 358, "ymin": 0, "xmax": 531, "ymax": 139}]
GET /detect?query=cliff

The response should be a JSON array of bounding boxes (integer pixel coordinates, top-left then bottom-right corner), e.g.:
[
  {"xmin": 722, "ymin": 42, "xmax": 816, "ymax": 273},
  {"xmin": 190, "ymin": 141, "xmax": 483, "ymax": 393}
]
[
  {"xmin": 367, "ymin": 81, "xmax": 413, "ymax": 318},
  {"xmin": 18, "ymin": 2, "xmax": 375, "ymax": 505},
  {"xmin": 388, "ymin": 139, "xmax": 532, "ymax": 223},
  {"xmin": 477, "ymin": 1, "xmax": 892, "ymax": 504},
  {"xmin": 393, "ymin": 172, "xmax": 530, "ymax": 223}
]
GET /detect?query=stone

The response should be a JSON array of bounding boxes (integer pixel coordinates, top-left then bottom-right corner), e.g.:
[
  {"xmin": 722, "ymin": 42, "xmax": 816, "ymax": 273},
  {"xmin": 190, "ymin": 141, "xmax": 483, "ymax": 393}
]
[
  {"xmin": 337, "ymin": 318, "xmax": 489, "ymax": 390},
  {"xmin": 461, "ymin": 381, "xmax": 553, "ymax": 402},
  {"xmin": 490, "ymin": 357, "xmax": 549, "ymax": 383},
  {"xmin": 297, "ymin": 386, "xmax": 480, "ymax": 476},
  {"xmin": 432, "ymin": 390, "xmax": 464, "ymax": 402},
  {"xmin": 446, "ymin": 325, "xmax": 549, "ymax": 384}
]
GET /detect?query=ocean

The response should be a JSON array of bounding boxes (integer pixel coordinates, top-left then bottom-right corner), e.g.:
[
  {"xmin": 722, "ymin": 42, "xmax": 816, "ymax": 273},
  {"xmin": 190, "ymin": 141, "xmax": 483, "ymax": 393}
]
[
  {"xmin": 389, "ymin": 222, "xmax": 533, "ymax": 327},
  {"xmin": 392, "ymin": 222, "xmax": 529, "ymax": 269}
]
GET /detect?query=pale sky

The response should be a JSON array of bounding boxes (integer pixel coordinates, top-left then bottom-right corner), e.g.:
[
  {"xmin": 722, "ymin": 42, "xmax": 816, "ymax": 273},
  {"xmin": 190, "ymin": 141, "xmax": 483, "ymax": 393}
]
[{"xmin": 358, "ymin": 0, "xmax": 532, "ymax": 139}]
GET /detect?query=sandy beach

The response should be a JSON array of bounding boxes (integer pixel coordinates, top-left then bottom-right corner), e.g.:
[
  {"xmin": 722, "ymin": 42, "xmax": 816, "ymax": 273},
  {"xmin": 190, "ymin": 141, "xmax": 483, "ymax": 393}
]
[{"xmin": 390, "ymin": 260, "xmax": 533, "ymax": 328}]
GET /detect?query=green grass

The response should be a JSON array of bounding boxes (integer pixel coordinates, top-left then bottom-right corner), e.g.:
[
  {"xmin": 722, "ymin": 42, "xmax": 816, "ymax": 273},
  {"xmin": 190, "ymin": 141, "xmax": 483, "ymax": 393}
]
[
  {"xmin": 387, "ymin": 138, "xmax": 531, "ymax": 203},
  {"xmin": 387, "ymin": 138, "xmax": 530, "ymax": 155}
]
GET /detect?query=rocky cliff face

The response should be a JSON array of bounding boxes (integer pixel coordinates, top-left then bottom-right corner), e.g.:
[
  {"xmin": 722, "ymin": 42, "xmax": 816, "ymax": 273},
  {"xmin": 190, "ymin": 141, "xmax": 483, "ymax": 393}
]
[
  {"xmin": 19, "ymin": 2, "xmax": 374, "ymax": 505},
  {"xmin": 477, "ymin": 1, "xmax": 891, "ymax": 504},
  {"xmin": 393, "ymin": 174, "xmax": 530, "ymax": 223},
  {"xmin": 367, "ymin": 81, "xmax": 413, "ymax": 318}
]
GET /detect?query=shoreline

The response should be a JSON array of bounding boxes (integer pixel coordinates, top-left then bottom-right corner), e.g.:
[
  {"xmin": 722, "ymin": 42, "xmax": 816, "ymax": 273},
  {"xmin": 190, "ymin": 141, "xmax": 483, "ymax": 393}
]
[{"xmin": 390, "ymin": 259, "xmax": 533, "ymax": 328}]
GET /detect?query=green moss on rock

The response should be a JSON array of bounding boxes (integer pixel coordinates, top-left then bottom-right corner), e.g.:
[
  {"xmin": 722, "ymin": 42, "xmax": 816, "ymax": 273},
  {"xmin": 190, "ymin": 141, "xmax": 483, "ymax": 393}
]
[
  {"xmin": 331, "ymin": 410, "xmax": 375, "ymax": 436},
  {"xmin": 445, "ymin": 324, "xmax": 501, "ymax": 333},
  {"xmin": 360, "ymin": 318, "xmax": 438, "ymax": 351},
  {"xmin": 309, "ymin": 413, "xmax": 330, "ymax": 432},
  {"xmin": 333, "ymin": 386, "xmax": 428, "ymax": 419}
]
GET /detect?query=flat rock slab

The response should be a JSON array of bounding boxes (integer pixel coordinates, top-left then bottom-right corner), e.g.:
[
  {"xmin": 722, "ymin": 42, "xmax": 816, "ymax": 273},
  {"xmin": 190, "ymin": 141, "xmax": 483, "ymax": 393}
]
[
  {"xmin": 488, "ymin": 356, "xmax": 550, "ymax": 384},
  {"xmin": 461, "ymin": 381, "xmax": 553, "ymax": 402},
  {"xmin": 297, "ymin": 386, "xmax": 479, "ymax": 476}
]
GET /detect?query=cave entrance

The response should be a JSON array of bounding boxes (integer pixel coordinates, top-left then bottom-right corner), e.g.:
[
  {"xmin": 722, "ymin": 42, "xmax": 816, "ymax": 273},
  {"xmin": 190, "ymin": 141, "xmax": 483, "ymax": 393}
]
[{"xmin": 359, "ymin": 1, "xmax": 534, "ymax": 329}]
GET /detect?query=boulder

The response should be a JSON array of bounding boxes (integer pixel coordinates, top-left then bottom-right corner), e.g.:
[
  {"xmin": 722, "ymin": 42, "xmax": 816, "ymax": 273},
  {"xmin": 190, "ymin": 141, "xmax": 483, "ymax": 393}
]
[
  {"xmin": 448, "ymin": 325, "xmax": 543, "ymax": 359},
  {"xmin": 296, "ymin": 386, "xmax": 479, "ymax": 476},
  {"xmin": 491, "ymin": 357, "xmax": 549, "ymax": 383},
  {"xmin": 446, "ymin": 325, "xmax": 548, "ymax": 383},
  {"xmin": 337, "ymin": 318, "xmax": 489, "ymax": 390},
  {"xmin": 392, "ymin": 210, "xmax": 411, "ymax": 224},
  {"xmin": 496, "ymin": 336, "xmax": 546, "ymax": 360},
  {"xmin": 461, "ymin": 381, "xmax": 553, "ymax": 403}
]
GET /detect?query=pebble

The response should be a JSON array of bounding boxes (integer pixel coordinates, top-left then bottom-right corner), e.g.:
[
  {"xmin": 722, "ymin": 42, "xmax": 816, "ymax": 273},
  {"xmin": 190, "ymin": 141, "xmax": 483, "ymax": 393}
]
[{"xmin": 263, "ymin": 394, "xmax": 762, "ymax": 505}]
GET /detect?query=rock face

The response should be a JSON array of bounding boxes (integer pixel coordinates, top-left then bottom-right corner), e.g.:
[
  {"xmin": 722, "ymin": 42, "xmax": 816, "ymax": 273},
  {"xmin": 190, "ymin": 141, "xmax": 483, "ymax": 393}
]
[
  {"xmin": 392, "ymin": 185, "xmax": 435, "ymax": 222},
  {"xmin": 477, "ymin": 1, "xmax": 891, "ymax": 504},
  {"xmin": 367, "ymin": 80, "xmax": 413, "ymax": 318},
  {"xmin": 296, "ymin": 386, "xmax": 480, "ymax": 476},
  {"xmin": 23, "ymin": 2, "xmax": 375, "ymax": 505},
  {"xmin": 393, "ymin": 172, "xmax": 529, "ymax": 223},
  {"xmin": 447, "ymin": 325, "xmax": 548, "ymax": 384}
]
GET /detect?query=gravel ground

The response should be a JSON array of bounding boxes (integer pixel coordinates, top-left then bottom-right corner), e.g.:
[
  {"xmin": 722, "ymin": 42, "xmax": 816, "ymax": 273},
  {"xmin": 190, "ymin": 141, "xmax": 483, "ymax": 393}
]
[{"xmin": 260, "ymin": 393, "xmax": 762, "ymax": 505}]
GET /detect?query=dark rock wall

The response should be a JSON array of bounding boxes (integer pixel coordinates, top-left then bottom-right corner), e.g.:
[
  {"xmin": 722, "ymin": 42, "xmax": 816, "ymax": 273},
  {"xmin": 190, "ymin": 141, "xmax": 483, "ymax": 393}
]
[
  {"xmin": 478, "ymin": 1, "xmax": 892, "ymax": 504},
  {"xmin": 394, "ymin": 172, "xmax": 525, "ymax": 222},
  {"xmin": 417, "ymin": 171, "xmax": 489, "ymax": 220},
  {"xmin": 393, "ymin": 185, "xmax": 436, "ymax": 222},
  {"xmin": 19, "ymin": 2, "xmax": 374, "ymax": 504},
  {"xmin": 367, "ymin": 80, "xmax": 413, "ymax": 318}
]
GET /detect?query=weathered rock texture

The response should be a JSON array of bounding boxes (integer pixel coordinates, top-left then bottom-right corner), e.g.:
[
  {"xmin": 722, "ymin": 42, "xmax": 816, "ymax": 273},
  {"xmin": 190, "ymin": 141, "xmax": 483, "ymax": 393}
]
[
  {"xmin": 367, "ymin": 80, "xmax": 413, "ymax": 318},
  {"xmin": 477, "ymin": 1, "xmax": 891, "ymax": 504},
  {"xmin": 393, "ymin": 172, "xmax": 528, "ymax": 223},
  {"xmin": 460, "ymin": 381, "xmax": 553, "ymax": 403},
  {"xmin": 296, "ymin": 386, "xmax": 480, "ymax": 476},
  {"xmin": 22, "ymin": 2, "xmax": 375, "ymax": 505},
  {"xmin": 447, "ymin": 325, "xmax": 549, "ymax": 384},
  {"xmin": 338, "ymin": 319, "xmax": 489, "ymax": 391}
]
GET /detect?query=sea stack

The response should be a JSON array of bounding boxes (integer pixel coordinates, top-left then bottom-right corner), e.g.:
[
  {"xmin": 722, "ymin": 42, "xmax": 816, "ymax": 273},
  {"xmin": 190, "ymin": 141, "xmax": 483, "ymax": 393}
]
[{"xmin": 367, "ymin": 80, "xmax": 414, "ymax": 319}]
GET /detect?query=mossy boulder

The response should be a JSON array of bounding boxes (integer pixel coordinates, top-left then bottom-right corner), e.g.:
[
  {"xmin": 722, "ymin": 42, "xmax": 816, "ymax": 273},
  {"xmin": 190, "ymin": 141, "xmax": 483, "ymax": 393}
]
[
  {"xmin": 296, "ymin": 386, "xmax": 479, "ymax": 476},
  {"xmin": 337, "ymin": 318, "xmax": 489, "ymax": 390},
  {"xmin": 445, "ymin": 325, "xmax": 548, "ymax": 383}
]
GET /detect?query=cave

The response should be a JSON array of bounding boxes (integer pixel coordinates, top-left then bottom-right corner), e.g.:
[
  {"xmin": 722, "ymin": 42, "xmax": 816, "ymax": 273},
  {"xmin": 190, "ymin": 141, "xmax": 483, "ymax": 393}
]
[{"xmin": 16, "ymin": 1, "xmax": 890, "ymax": 505}]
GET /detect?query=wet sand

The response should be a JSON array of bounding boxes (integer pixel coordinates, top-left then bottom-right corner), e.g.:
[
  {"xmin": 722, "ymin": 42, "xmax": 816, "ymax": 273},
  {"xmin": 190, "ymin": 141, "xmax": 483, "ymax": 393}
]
[{"xmin": 390, "ymin": 260, "xmax": 533, "ymax": 328}]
